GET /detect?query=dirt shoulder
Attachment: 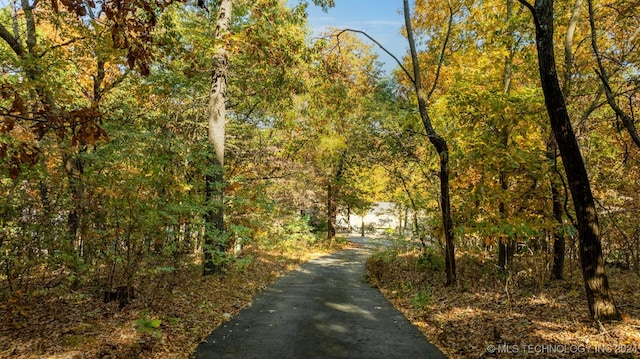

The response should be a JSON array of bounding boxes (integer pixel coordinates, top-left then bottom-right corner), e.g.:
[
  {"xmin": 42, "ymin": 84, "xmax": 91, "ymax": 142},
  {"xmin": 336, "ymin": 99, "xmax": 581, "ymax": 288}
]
[
  {"xmin": 0, "ymin": 244, "xmax": 345, "ymax": 359},
  {"xmin": 366, "ymin": 249, "xmax": 640, "ymax": 358}
]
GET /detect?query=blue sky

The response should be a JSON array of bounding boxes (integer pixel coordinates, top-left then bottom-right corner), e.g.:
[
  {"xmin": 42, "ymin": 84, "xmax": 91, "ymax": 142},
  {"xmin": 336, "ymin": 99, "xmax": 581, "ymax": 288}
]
[{"xmin": 302, "ymin": 0, "xmax": 408, "ymax": 74}]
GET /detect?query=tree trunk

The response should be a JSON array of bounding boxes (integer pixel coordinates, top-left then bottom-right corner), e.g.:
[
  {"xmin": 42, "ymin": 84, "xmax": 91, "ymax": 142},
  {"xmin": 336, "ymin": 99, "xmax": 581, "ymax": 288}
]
[
  {"xmin": 65, "ymin": 152, "xmax": 84, "ymax": 252},
  {"xmin": 498, "ymin": 150, "xmax": 514, "ymax": 269},
  {"xmin": 361, "ymin": 207, "xmax": 366, "ymax": 237},
  {"xmin": 547, "ymin": 138, "xmax": 566, "ymax": 280},
  {"xmin": 519, "ymin": 0, "xmax": 620, "ymax": 321},
  {"xmin": 562, "ymin": 0, "xmax": 584, "ymax": 95},
  {"xmin": 498, "ymin": 0, "xmax": 517, "ymax": 272},
  {"xmin": 396, "ymin": 170, "xmax": 422, "ymax": 248},
  {"xmin": 550, "ymin": 173, "xmax": 566, "ymax": 280},
  {"xmin": 203, "ymin": 0, "xmax": 232, "ymax": 276},
  {"xmin": 327, "ymin": 182, "xmax": 337, "ymax": 240},
  {"xmin": 327, "ymin": 153, "xmax": 345, "ymax": 241},
  {"xmin": 403, "ymin": 0, "xmax": 456, "ymax": 285}
]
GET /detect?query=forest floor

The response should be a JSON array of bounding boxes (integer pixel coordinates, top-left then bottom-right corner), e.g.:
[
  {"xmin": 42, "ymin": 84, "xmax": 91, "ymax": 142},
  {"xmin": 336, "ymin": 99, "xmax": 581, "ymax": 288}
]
[
  {"xmin": 366, "ymin": 246, "xmax": 640, "ymax": 358},
  {"xmin": 3, "ymin": 239, "xmax": 639, "ymax": 358},
  {"xmin": 0, "ymin": 241, "xmax": 349, "ymax": 359}
]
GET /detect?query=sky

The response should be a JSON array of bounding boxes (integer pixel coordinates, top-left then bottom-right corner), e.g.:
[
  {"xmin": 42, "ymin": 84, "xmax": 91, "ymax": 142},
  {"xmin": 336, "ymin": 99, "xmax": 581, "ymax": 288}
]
[{"xmin": 301, "ymin": 0, "xmax": 408, "ymax": 74}]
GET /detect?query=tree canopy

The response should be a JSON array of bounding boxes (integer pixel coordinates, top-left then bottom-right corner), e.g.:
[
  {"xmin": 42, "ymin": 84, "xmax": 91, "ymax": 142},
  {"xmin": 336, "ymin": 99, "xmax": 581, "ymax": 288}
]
[{"xmin": 1, "ymin": 0, "xmax": 639, "ymax": 356}]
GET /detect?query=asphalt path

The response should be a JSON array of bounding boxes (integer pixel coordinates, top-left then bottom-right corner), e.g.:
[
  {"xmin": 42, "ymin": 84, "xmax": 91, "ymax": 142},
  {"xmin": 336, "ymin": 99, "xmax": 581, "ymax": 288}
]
[{"xmin": 191, "ymin": 237, "xmax": 446, "ymax": 358}]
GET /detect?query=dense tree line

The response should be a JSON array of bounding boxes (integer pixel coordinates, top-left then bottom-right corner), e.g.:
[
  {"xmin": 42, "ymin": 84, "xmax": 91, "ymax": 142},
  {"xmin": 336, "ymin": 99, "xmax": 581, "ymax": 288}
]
[{"xmin": 1, "ymin": 0, "xmax": 638, "ymax": 322}]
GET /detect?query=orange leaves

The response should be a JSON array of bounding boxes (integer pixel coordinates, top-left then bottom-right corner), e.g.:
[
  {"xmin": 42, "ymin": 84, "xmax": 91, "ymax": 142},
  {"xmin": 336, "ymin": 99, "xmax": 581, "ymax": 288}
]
[
  {"xmin": 0, "ymin": 118, "xmax": 15, "ymax": 135},
  {"xmin": 72, "ymin": 121, "xmax": 109, "ymax": 147},
  {"xmin": 0, "ymin": 122, "xmax": 41, "ymax": 178},
  {"xmin": 1, "ymin": 87, "xmax": 41, "ymax": 178},
  {"xmin": 48, "ymin": 0, "xmax": 183, "ymax": 77},
  {"xmin": 1, "ymin": 85, "xmax": 27, "ymax": 119},
  {"xmin": 370, "ymin": 250, "xmax": 640, "ymax": 359},
  {"xmin": 1, "ymin": 93, "xmax": 107, "ymax": 179},
  {"xmin": 7, "ymin": 143, "xmax": 41, "ymax": 179},
  {"xmin": 99, "ymin": 0, "xmax": 182, "ymax": 75},
  {"xmin": 54, "ymin": 0, "xmax": 89, "ymax": 16},
  {"xmin": 8, "ymin": 93, "xmax": 27, "ymax": 116}
]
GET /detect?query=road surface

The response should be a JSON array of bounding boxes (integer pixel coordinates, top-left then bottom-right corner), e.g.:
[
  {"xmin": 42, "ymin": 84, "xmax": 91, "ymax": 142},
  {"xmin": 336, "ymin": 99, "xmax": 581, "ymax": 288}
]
[{"xmin": 191, "ymin": 237, "xmax": 446, "ymax": 358}]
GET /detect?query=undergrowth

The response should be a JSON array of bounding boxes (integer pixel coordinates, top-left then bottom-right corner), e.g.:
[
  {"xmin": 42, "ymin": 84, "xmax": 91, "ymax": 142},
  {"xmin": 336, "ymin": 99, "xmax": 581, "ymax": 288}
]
[{"xmin": 366, "ymin": 248, "xmax": 640, "ymax": 358}]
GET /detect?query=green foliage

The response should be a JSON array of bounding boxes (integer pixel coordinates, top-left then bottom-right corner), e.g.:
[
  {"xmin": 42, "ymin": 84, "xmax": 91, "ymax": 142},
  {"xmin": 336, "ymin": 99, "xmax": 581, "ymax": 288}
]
[
  {"xmin": 134, "ymin": 318, "xmax": 162, "ymax": 338},
  {"xmin": 412, "ymin": 286, "xmax": 432, "ymax": 310},
  {"xmin": 265, "ymin": 215, "xmax": 318, "ymax": 252},
  {"xmin": 233, "ymin": 255, "xmax": 255, "ymax": 273},
  {"xmin": 1, "ymin": 0, "xmax": 638, "ymax": 334},
  {"xmin": 417, "ymin": 249, "xmax": 445, "ymax": 273}
]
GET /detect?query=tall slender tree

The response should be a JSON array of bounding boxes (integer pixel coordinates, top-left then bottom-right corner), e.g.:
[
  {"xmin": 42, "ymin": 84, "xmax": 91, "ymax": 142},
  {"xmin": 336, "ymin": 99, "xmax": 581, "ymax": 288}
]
[
  {"xmin": 403, "ymin": 0, "xmax": 456, "ymax": 285},
  {"xmin": 203, "ymin": 0, "xmax": 232, "ymax": 275},
  {"xmin": 517, "ymin": 0, "xmax": 621, "ymax": 321},
  {"xmin": 587, "ymin": 0, "xmax": 640, "ymax": 148}
]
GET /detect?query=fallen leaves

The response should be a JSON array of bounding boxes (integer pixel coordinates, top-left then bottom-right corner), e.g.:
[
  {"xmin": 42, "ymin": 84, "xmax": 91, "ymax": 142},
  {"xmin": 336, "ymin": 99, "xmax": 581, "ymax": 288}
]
[
  {"xmin": 367, "ymin": 249, "xmax": 640, "ymax": 358},
  {"xmin": 0, "ymin": 243, "xmax": 340, "ymax": 358}
]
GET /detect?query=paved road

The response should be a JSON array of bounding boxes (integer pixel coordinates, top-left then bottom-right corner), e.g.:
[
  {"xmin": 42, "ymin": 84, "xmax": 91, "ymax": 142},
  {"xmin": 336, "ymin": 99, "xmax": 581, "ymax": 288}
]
[{"xmin": 191, "ymin": 237, "xmax": 446, "ymax": 358}]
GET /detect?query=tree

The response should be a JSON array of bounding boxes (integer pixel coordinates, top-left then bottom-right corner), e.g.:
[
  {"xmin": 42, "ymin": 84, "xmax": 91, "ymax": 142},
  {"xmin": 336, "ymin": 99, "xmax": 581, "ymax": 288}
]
[
  {"xmin": 403, "ymin": 0, "xmax": 456, "ymax": 285},
  {"xmin": 202, "ymin": 0, "xmax": 232, "ymax": 275},
  {"xmin": 292, "ymin": 29, "xmax": 383, "ymax": 241},
  {"xmin": 587, "ymin": 0, "xmax": 640, "ymax": 148},
  {"xmin": 517, "ymin": 0, "xmax": 621, "ymax": 321}
]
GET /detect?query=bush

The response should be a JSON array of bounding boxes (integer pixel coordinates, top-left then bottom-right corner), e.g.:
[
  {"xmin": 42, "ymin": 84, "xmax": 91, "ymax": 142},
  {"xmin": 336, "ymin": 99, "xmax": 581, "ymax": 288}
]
[
  {"xmin": 417, "ymin": 248, "xmax": 445, "ymax": 272},
  {"xmin": 412, "ymin": 286, "xmax": 432, "ymax": 310},
  {"xmin": 365, "ymin": 249, "xmax": 400, "ymax": 287},
  {"xmin": 263, "ymin": 215, "xmax": 317, "ymax": 251}
]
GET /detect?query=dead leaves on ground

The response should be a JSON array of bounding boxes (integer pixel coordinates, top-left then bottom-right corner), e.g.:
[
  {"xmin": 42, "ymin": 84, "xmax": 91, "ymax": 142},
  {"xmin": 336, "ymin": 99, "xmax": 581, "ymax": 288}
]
[
  {"xmin": 368, "ymin": 250, "xmax": 640, "ymax": 358},
  {"xmin": 0, "ymin": 245, "xmax": 334, "ymax": 359}
]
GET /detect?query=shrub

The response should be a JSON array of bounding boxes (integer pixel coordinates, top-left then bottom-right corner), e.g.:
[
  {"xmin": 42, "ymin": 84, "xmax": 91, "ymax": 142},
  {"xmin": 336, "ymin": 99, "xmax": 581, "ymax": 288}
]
[
  {"xmin": 417, "ymin": 248, "xmax": 445, "ymax": 272},
  {"xmin": 412, "ymin": 286, "xmax": 432, "ymax": 310}
]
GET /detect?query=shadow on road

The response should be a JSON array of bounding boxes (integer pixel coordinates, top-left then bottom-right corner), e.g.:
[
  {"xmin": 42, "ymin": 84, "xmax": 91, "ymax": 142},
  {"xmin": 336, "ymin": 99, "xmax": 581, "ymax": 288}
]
[{"xmin": 191, "ymin": 237, "xmax": 445, "ymax": 359}]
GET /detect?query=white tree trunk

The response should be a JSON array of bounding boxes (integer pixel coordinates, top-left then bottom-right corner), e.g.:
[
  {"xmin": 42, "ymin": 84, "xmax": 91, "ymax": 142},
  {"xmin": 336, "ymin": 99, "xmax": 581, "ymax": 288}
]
[
  {"xmin": 203, "ymin": 0, "xmax": 232, "ymax": 275},
  {"xmin": 208, "ymin": 0, "xmax": 232, "ymax": 163}
]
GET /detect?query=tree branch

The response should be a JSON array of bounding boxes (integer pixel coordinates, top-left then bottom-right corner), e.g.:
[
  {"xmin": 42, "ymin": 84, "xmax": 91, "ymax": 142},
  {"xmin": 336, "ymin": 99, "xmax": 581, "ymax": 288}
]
[
  {"xmin": 588, "ymin": 0, "xmax": 640, "ymax": 148},
  {"xmin": 552, "ymin": 158, "xmax": 577, "ymax": 229},
  {"xmin": 516, "ymin": 0, "xmax": 535, "ymax": 14},
  {"xmin": 426, "ymin": 0, "xmax": 455, "ymax": 100},
  {"xmin": 332, "ymin": 28, "xmax": 415, "ymax": 84},
  {"xmin": 38, "ymin": 36, "xmax": 89, "ymax": 58},
  {"xmin": 22, "ymin": 0, "xmax": 37, "ymax": 53},
  {"xmin": 0, "ymin": 22, "xmax": 26, "ymax": 57}
]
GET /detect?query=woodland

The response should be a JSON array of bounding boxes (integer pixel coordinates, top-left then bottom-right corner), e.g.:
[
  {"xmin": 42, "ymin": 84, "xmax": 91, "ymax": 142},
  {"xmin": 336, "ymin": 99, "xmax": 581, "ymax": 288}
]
[{"xmin": 1, "ymin": 0, "xmax": 639, "ymax": 358}]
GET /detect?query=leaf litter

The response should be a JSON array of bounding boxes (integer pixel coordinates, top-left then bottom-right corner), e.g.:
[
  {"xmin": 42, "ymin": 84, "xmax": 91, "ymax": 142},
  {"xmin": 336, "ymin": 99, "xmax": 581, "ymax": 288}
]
[
  {"xmin": 366, "ymin": 249, "xmax": 640, "ymax": 358},
  {"xmin": 0, "ymin": 243, "xmax": 346, "ymax": 359}
]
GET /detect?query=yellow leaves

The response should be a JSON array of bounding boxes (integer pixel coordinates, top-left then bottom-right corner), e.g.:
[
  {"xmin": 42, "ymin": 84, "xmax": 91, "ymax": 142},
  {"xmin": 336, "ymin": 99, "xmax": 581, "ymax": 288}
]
[
  {"xmin": 318, "ymin": 134, "xmax": 347, "ymax": 153},
  {"xmin": 3, "ymin": 121, "xmax": 36, "ymax": 144}
]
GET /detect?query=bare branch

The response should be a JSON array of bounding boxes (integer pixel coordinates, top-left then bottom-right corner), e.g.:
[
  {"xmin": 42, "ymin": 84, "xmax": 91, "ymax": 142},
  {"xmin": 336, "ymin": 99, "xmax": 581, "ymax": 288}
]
[
  {"xmin": 38, "ymin": 36, "xmax": 89, "ymax": 58},
  {"xmin": 332, "ymin": 28, "xmax": 415, "ymax": 85},
  {"xmin": 0, "ymin": 23, "xmax": 26, "ymax": 57},
  {"xmin": 588, "ymin": 0, "xmax": 640, "ymax": 148},
  {"xmin": 426, "ymin": 0, "xmax": 455, "ymax": 100}
]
